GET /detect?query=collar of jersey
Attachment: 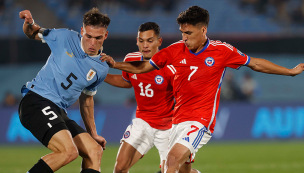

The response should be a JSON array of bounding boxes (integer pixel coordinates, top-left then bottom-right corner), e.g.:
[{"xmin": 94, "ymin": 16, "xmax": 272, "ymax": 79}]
[
  {"xmin": 80, "ymin": 37, "xmax": 102, "ymax": 58},
  {"xmin": 189, "ymin": 38, "xmax": 210, "ymax": 56}
]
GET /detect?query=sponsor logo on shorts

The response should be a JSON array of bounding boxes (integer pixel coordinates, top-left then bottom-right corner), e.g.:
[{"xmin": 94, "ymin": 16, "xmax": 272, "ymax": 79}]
[
  {"xmin": 155, "ymin": 75, "xmax": 164, "ymax": 85},
  {"xmin": 123, "ymin": 131, "xmax": 130, "ymax": 139},
  {"xmin": 205, "ymin": 57, "xmax": 215, "ymax": 67}
]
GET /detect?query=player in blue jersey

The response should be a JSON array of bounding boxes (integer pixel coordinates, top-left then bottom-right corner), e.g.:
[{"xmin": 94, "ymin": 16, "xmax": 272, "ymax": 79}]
[{"xmin": 18, "ymin": 8, "xmax": 109, "ymax": 173}]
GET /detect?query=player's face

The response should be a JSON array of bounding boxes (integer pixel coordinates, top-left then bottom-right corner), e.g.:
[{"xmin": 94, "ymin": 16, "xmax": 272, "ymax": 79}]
[
  {"xmin": 179, "ymin": 23, "xmax": 207, "ymax": 53},
  {"xmin": 81, "ymin": 25, "xmax": 108, "ymax": 56},
  {"xmin": 137, "ymin": 30, "xmax": 162, "ymax": 59}
]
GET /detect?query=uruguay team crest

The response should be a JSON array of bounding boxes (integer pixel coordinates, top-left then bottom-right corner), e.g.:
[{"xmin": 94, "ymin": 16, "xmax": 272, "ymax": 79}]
[
  {"xmin": 124, "ymin": 131, "xmax": 130, "ymax": 139},
  {"xmin": 87, "ymin": 69, "xmax": 96, "ymax": 81},
  {"xmin": 155, "ymin": 75, "xmax": 164, "ymax": 85},
  {"xmin": 205, "ymin": 57, "xmax": 215, "ymax": 67}
]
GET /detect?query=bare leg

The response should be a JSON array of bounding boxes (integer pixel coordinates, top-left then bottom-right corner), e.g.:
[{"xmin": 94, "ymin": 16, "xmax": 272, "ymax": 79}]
[
  {"xmin": 114, "ymin": 141, "xmax": 143, "ymax": 173},
  {"xmin": 42, "ymin": 130, "xmax": 79, "ymax": 172},
  {"xmin": 73, "ymin": 133, "xmax": 103, "ymax": 172},
  {"xmin": 165, "ymin": 143, "xmax": 191, "ymax": 173},
  {"xmin": 179, "ymin": 163, "xmax": 200, "ymax": 173}
]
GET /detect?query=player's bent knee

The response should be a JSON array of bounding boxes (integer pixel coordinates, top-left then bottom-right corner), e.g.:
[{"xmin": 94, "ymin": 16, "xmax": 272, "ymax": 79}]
[
  {"xmin": 86, "ymin": 144, "xmax": 103, "ymax": 161},
  {"xmin": 62, "ymin": 146, "xmax": 79, "ymax": 165},
  {"xmin": 114, "ymin": 164, "xmax": 130, "ymax": 173},
  {"xmin": 166, "ymin": 154, "xmax": 179, "ymax": 168},
  {"xmin": 114, "ymin": 160, "xmax": 132, "ymax": 173}
]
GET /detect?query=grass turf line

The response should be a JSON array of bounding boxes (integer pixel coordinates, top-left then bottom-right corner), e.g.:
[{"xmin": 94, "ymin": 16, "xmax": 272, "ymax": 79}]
[{"xmin": 0, "ymin": 141, "xmax": 303, "ymax": 173}]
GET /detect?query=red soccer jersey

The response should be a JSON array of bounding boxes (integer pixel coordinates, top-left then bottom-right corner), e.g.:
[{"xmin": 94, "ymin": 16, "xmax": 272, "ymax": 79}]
[
  {"xmin": 122, "ymin": 52, "xmax": 175, "ymax": 130},
  {"xmin": 149, "ymin": 39, "xmax": 250, "ymax": 133}
]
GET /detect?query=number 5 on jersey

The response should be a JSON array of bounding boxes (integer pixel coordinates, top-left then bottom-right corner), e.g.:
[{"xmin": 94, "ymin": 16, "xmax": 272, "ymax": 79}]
[{"xmin": 138, "ymin": 82, "xmax": 154, "ymax": 97}]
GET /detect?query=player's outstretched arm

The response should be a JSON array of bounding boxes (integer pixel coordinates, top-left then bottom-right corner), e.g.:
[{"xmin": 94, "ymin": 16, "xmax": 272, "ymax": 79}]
[
  {"xmin": 100, "ymin": 53, "xmax": 156, "ymax": 74},
  {"xmin": 79, "ymin": 93, "xmax": 107, "ymax": 149},
  {"xmin": 247, "ymin": 57, "xmax": 304, "ymax": 76},
  {"xmin": 19, "ymin": 10, "xmax": 45, "ymax": 41},
  {"xmin": 104, "ymin": 74, "xmax": 132, "ymax": 88}
]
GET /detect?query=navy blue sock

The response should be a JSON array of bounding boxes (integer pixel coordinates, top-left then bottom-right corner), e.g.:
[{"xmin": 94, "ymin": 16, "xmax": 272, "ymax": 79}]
[
  {"xmin": 81, "ymin": 168, "xmax": 100, "ymax": 173},
  {"xmin": 28, "ymin": 159, "xmax": 53, "ymax": 173}
]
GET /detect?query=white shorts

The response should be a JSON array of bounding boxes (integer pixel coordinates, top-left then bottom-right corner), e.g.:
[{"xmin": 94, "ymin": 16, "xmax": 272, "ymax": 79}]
[
  {"xmin": 168, "ymin": 121, "xmax": 212, "ymax": 163},
  {"xmin": 121, "ymin": 118, "xmax": 171, "ymax": 162}
]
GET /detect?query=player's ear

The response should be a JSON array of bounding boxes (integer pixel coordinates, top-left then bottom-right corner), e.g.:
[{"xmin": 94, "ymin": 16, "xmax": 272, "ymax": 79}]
[
  {"xmin": 158, "ymin": 37, "xmax": 162, "ymax": 47},
  {"xmin": 104, "ymin": 31, "xmax": 109, "ymax": 40},
  {"xmin": 136, "ymin": 37, "xmax": 139, "ymax": 46},
  {"xmin": 201, "ymin": 25, "xmax": 207, "ymax": 36}
]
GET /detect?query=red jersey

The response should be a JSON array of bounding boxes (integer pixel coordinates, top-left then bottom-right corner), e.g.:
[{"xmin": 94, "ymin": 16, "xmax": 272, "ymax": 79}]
[
  {"xmin": 149, "ymin": 39, "xmax": 250, "ymax": 132},
  {"xmin": 122, "ymin": 52, "xmax": 175, "ymax": 130}
]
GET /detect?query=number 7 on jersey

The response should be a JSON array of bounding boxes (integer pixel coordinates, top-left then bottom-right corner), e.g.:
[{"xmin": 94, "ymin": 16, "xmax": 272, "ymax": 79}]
[{"xmin": 188, "ymin": 66, "xmax": 198, "ymax": 81}]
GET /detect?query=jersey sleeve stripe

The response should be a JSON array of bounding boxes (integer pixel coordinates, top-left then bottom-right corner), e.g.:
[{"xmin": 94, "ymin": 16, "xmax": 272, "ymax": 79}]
[
  {"xmin": 169, "ymin": 65, "xmax": 176, "ymax": 73},
  {"xmin": 122, "ymin": 76, "xmax": 131, "ymax": 83},
  {"xmin": 236, "ymin": 56, "xmax": 251, "ymax": 70},
  {"xmin": 82, "ymin": 88, "xmax": 97, "ymax": 96},
  {"xmin": 244, "ymin": 56, "xmax": 251, "ymax": 66},
  {"xmin": 149, "ymin": 59, "xmax": 160, "ymax": 70},
  {"xmin": 167, "ymin": 65, "xmax": 175, "ymax": 74}
]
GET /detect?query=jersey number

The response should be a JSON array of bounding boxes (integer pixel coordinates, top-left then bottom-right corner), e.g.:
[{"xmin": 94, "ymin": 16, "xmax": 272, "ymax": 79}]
[
  {"xmin": 42, "ymin": 106, "xmax": 58, "ymax": 128},
  {"xmin": 138, "ymin": 82, "xmax": 154, "ymax": 97},
  {"xmin": 61, "ymin": 72, "xmax": 78, "ymax": 90},
  {"xmin": 188, "ymin": 66, "xmax": 198, "ymax": 81},
  {"xmin": 187, "ymin": 125, "xmax": 199, "ymax": 136}
]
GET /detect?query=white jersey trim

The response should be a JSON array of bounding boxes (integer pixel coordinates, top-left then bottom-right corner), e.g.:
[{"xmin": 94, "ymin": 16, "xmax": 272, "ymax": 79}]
[
  {"xmin": 167, "ymin": 65, "xmax": 176, "ymax": 74},
  {"xmin": 124, "ymin": 52, "xmax": 142, "ymax": 61},
  {"xmin": 208, "ymin": 68, "xmax": 226, "ymax": 130},
  {"xmin": 82, "ymin": 88, "xmax": 97, "ymax": 96},
  {"xmin": 38, "ymin": 33, "xmax": 46, "ymax": 43}
]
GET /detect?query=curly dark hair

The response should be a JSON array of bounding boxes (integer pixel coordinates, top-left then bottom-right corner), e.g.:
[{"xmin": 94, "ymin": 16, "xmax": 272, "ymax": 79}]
[
  {"xmin": 83, "ymin": 7, "xmax": 111, "ymax": 28},
  {"xmin": 138, "ymin": 22, "xmax": 160, "ymax": 37},
  {"xmin": 177, "ymin": 6, "xmax": 209, "ymax": 27}
]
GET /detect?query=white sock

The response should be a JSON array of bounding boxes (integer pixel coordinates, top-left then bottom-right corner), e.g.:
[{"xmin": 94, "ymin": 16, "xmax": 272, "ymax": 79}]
[{"xmin": 194, "ymin": 169, "xmax": 201, "ymax": 173}]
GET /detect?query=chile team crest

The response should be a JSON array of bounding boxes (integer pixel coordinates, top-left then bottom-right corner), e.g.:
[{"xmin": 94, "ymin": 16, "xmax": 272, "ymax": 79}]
[
  {"xmin": 124, "ymin": 131, "xmax": 130, "ymax": 139},
  {"xmin": 155, "ymin": 75, "xmax": 164, "ymax": 85},
  {"xmin": 205, "ymin": 57, "xmax": 215, "ymax": 67}
]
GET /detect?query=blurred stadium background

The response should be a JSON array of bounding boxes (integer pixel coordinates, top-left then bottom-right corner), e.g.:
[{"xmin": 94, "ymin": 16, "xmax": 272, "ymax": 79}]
[{"xmin": 0, "ymin": 0, "xmax": 304, "ymax": 172}]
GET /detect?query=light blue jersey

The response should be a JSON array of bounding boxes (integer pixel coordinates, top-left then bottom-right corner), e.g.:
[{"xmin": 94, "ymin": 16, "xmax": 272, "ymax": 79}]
[{"xmin": 22, "ymin": 28, "xmax": 109, "ymax": 110}]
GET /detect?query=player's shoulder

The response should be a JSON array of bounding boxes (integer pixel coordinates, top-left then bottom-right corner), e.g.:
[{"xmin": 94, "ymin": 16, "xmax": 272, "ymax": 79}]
[
  {"xmin": 167, "ymin": 40, "xmax": 185, "ymax": 49},
  {"xmin": 124, "ymin": 52, "xmax": 142, "ymax": 62},
  {"xmin": 209, "ymin": 39, "xmax": 234, "ymax": 52},
  {"xmin": 43, "ymin": 28, "xmax": 78, "ymax": 39}
]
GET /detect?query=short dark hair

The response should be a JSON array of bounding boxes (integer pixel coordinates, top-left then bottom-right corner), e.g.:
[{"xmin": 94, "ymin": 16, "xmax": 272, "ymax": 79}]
[
  {"xmin": 83, "ymin": 7, "xmax": 111, "ymax": 28},
  {"xmin": 177, "ymin": 6, "xmax": 209, "ymax": 27},
  {"xmin": 138, "ymin": 22, "xmax": 160, "ymax": 37}
]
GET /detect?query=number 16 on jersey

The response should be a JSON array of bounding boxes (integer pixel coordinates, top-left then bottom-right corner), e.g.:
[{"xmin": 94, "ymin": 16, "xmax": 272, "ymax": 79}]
[{"xmin": 138, "ymin": 82, "xmax": 154, "ymax": 97}]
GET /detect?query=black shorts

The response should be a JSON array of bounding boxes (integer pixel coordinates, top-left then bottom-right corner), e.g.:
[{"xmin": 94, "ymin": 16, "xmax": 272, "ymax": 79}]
[{"xmin": 18, "ymin": 91, "xmax": 86, "ymax": 147}]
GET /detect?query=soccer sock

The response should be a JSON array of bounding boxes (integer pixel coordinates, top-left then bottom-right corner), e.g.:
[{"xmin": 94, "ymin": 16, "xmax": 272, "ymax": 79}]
[
  {"xmin": 193, "ymin": 169, "xmax": 201, "ymax": 173},
  {"xmin": 28, "ymin": 159, "xmax": 53, "ymax": 173},
  {"xmin": 80, "ymin": 168, "xmax": 100, "ymax": 173}
]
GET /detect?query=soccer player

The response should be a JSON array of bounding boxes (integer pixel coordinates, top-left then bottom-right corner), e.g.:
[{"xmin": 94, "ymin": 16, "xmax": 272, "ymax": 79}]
[
  {"xmin": 104, "ymin": 22, "xmax": 200, "ymax": 173},
  {"xmin": 18, "ymin": 8, "xmax": 109, "ymax": 173},
  {"xmin": 101, "ymin": 6, "xmax": 304, "ymax": 173}
]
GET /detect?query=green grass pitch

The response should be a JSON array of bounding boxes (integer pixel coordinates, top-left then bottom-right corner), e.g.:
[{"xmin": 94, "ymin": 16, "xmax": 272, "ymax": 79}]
[{"xmin": 0, "ymin": 141, "xmax": 303, "ymax": 173}]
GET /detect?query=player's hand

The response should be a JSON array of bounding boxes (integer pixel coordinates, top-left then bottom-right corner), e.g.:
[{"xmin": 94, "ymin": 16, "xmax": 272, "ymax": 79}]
[
  {"xmin": 290, "ymin": 63, "xmax": 304, "ymax": 76},
  {"xmin": 19, "ymin": 10, "xmax": 34, "ymax": 25},
  {"xmin": 100, "ymin": 53, "xmax": 116, "ymax": 68},
  {"xmin": 92, "ymin": 135, "xmax": 107, "ymax": 150}
]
